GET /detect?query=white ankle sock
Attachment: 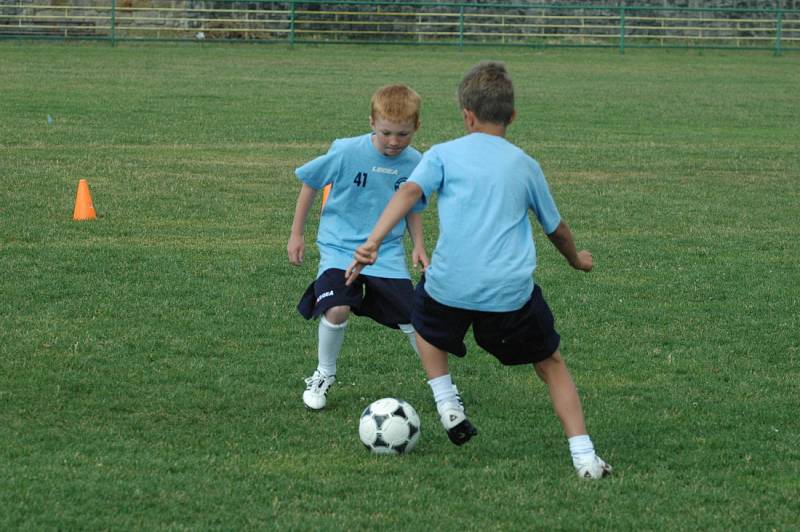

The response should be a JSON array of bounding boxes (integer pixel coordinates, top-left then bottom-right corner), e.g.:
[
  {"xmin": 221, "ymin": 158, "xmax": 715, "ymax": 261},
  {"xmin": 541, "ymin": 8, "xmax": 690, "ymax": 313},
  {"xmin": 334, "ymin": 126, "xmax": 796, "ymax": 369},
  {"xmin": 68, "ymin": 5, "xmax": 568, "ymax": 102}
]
[
  {"xmin": 568, "ymin": 434, "xmax": 596, "ymax": 467},
  {"xmin": 317, "ymin": 316, "xmax": 347, "ymax": 377},
  {"xmin": 428, "ymin": 374, "xmax": 457, "ymax": 406},
  {"xmin": 398, "ymin": 323, "xmax": 420, "ymax": 356}
]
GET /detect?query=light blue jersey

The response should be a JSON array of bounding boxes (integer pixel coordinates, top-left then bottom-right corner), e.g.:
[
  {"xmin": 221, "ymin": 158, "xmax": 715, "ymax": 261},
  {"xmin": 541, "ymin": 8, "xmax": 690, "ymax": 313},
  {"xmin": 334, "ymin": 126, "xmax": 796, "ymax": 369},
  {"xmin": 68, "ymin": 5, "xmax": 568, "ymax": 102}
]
[
  {"xmin": 296, "ymin": 133, "xmax": 423, "ymax": 279},
  {"xmin": 409, "ymin": 133, "xmax": 561, "ymax": 312}
]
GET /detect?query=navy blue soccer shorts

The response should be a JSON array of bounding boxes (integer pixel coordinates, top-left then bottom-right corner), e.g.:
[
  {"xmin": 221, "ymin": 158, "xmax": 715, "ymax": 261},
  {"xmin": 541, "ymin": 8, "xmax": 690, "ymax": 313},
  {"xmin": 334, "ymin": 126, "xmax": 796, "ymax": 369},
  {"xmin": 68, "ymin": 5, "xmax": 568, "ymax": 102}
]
[
  {"xmin": 411, "ymin": 276, "xmax": 561, "ymax": 365},
  {"xmin": 297, "ymin": 268, "xmax": 413, "ymax": 329}
]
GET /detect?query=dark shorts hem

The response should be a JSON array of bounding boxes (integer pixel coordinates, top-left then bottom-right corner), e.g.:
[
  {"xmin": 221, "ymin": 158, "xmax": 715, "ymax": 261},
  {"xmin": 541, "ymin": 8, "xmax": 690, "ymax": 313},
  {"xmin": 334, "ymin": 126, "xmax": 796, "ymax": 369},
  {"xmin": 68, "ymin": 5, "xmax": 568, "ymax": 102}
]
[
  {"xmin": 297, "ymin": 268, "xmax": 413, "ymax": 329},
  {"xmin": 411, "ymin": 278, "xmax": 560, "ymax": 365}
]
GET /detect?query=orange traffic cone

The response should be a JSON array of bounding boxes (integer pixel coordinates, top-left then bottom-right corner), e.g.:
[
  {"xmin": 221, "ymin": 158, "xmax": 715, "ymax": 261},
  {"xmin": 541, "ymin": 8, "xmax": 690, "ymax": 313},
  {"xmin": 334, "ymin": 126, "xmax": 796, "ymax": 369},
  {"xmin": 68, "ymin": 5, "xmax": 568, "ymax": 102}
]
[
  {"xmin": 321, "ymin": 183, "xmax": 332, "ymax": 212},
  {"xmin": 72, "ymin": 179, "xmax": 97, "ymax": 221}
]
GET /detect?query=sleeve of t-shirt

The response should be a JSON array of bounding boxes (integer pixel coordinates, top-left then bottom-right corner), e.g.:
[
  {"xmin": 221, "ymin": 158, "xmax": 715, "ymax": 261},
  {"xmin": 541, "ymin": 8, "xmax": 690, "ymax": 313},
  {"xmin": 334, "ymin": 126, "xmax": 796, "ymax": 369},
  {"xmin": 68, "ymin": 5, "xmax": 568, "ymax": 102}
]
[
  {"xmin": 407, "ymin": 148, "xmax": 444, "ymax": 209},
  {"xmin": 528, "ymin": 160, "xmax": 561, "ymax": 235},
  {"xmin": 295, "ymin": 139, "xmax": 343, "ymax": 190}
]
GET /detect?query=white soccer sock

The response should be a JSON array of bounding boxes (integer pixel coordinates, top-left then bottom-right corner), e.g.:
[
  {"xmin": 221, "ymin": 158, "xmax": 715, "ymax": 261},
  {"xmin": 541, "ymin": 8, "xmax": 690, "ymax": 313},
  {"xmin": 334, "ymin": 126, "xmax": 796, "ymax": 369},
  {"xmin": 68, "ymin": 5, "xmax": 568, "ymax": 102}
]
[
  {"xmin": 428, "ymin": 374, "xmax": 457, "ymax": 407},
  {"xmin": 317, "ymin": 316, "xmax": 347, "ymax": 377},
  {"xmin": 568, "ymin": 434, "xmax": 597, "ymax": 467},
  {"xmin": 398, "ymin": 323, "xmax": 420, "ymax": 356}
]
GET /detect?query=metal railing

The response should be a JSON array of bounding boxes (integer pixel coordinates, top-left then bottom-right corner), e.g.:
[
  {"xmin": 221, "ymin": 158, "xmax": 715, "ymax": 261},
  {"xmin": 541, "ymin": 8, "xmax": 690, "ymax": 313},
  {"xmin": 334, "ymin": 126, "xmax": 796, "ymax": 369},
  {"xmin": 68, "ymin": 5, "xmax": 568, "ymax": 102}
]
[{"xmin": 1, "ymin": 1, "xmax": 798, "ymax": 54}]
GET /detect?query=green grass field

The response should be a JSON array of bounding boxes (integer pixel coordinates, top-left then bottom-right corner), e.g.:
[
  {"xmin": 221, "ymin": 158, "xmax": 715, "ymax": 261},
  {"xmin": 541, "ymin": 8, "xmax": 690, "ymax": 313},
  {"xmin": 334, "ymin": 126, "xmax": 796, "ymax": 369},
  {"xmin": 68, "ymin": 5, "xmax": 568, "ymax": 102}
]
[{"xmin": 1, "ymin": 42, "xmax": 798, "ymax": 530}]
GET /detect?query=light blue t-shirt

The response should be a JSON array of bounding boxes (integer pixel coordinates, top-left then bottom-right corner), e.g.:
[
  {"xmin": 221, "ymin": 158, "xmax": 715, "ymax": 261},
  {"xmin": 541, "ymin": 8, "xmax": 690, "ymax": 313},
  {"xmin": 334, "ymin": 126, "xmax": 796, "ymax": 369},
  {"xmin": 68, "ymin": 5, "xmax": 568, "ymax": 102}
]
[
  {"xmin": 296, "ymin": 133, "xmax": 423, "ymax": 279},
  {"xmin": 408, "ymin": 133, "xmax": 561, "ymax": 311}
]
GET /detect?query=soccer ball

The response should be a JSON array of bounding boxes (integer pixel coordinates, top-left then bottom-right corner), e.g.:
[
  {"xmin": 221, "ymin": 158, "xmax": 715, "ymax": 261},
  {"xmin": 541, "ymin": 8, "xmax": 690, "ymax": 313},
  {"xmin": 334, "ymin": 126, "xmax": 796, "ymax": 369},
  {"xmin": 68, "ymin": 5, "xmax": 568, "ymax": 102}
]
[{"xmin": 359, "ymin": 398, "xmax": 420, "ymax": 455}]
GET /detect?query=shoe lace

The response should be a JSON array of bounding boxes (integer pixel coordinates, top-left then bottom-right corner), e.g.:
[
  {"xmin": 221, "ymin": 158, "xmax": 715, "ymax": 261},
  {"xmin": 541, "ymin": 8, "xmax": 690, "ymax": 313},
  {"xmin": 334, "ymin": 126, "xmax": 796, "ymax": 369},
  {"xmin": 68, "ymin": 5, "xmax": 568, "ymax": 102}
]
[{"xmin": 304, "ymin": 372, "xmax": 331, "ymax": 391}]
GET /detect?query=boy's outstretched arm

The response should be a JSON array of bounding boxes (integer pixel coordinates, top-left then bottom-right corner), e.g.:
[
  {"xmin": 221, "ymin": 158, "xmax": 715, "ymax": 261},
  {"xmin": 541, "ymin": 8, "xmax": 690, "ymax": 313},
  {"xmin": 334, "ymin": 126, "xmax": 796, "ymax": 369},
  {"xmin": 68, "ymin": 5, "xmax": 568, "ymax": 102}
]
[
  {"xmin": 345, "ymin": 182, "xmax": 424, "ymax": 284},
  {"xmin": 546, "ymin": 220, "xmax": 593, "ymax": 272},
  {"xmin": 405, "ymin": 211, "xmax": 430, "ymax": 272},
  {"xmin": 287, "ymin": 183, "xmax": 318, "ymax": 265}
]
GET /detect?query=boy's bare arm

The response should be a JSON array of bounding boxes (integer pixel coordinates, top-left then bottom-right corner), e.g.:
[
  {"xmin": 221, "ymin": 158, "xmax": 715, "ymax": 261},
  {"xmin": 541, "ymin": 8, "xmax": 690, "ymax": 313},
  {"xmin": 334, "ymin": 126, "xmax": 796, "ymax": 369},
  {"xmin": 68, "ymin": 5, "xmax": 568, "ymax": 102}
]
[
  {"xmin": 345, "ymin": 182, "xmax": 424, "ymax": 284},
  {"xmin": 405, "ymin": 211, "xmax": 429, "ymax": 271},
  {"xmin": 287, "ymin": 183, "xmax": 318, "ymax": 265},
  {"xmin": 546, "ymin": 220, "xmax": 593, "ymax": 272}
]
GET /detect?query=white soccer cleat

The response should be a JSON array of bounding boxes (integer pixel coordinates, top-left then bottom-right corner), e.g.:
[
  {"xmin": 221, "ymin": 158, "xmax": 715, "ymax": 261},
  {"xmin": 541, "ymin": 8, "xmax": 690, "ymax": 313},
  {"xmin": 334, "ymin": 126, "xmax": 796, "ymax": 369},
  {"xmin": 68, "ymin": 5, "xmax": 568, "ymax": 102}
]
[
  {"xmin": 302, "ymin": 370, "xmax": 336, "ymax": 410},
  {"xmin": 575, "ymin": 455, "xmax": 613, "ymax": 480},
  {"xmin": 434, "ymin": 385, "xmax": 465, "ymax": 412},
  {"xmin": 437, "ymin": 400, "xmax": 477, "ymax": 445},
  {"xmin": 452, "ymin": 384, "xmax": 464, "ymax": 410}
]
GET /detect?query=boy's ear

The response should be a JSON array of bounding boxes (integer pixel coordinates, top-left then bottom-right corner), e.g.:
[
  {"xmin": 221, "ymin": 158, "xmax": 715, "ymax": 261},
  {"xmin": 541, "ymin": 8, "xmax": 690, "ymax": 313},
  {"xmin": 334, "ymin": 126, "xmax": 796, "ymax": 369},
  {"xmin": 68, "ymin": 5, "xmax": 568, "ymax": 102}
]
[
  {"xmin": 369, "ymin": 115, "xmax": 375, "ymax": 129},
  {"xmin": 508, "ymin": 110, "xmax": 517, "ymax": 126},
  {"xmin": 462, "ymin": 109, "xmax": 476, "ymax": 128}
]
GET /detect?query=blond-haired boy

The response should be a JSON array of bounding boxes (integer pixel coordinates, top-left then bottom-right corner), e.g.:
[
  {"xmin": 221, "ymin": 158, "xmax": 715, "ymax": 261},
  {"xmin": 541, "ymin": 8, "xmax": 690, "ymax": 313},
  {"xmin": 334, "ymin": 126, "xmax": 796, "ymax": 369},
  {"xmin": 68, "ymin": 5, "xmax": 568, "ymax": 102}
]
[{"xmin": 288, "ymin": 85, "xmax": 438, "ymax": 410}]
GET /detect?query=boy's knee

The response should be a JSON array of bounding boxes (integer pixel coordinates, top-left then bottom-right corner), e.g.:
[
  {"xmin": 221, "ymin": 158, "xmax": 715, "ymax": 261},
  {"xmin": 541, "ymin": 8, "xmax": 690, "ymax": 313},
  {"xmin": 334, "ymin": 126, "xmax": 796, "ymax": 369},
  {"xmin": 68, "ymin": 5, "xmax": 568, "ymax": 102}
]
[
  {"xmin": 534, "ymin": 350, "xmax": 563, "ymax": 381},
  {"xmin": 324, "ymin": 306, "xmax": 350, "ymax": 325}
]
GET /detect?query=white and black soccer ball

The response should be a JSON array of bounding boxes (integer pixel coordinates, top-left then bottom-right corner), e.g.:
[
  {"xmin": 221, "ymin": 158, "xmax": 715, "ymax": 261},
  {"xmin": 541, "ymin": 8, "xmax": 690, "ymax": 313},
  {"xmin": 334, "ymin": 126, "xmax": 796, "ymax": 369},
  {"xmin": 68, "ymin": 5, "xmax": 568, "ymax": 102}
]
[{"xmin": 359, "ymin": 398, "xmax": 420, "ymax": 455}]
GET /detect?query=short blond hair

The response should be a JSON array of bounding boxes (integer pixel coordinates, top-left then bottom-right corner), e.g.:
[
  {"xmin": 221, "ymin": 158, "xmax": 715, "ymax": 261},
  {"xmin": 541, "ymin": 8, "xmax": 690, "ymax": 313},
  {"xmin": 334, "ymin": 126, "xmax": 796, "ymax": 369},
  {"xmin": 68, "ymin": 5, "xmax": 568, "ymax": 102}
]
[
  {"xmin": 458, "ymin": 61, "xmax": 514, "ymax": 125},
  {"xmin": 371, "ymin": 84, "xmax": 421, "ymax": 127}
]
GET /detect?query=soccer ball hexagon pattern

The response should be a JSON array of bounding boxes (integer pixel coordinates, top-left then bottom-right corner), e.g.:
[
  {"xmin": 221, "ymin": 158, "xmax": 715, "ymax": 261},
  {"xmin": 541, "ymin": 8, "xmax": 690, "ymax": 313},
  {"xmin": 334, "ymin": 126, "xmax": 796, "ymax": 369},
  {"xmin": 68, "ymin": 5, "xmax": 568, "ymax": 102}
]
[{"xmin": 359, "ymin": 398, "xmax": 421, "ymax": 455}]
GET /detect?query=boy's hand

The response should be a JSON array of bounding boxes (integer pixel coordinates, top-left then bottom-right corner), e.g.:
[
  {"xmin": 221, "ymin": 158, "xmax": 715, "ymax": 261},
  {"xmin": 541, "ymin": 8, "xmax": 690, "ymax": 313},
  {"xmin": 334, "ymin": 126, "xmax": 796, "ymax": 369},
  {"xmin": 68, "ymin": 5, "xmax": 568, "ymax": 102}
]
[
  {"xmin": 345, "ymin": 240, "xmax": 379, "ymax": 285},
  {"xmin": 287, "ymin": 234, "xmax": 305, "ymax": 265},
  {"xmin": 354, "ymin": 240, "xmax": 379, "ymax": 265},
  {"xmin": 412, "ymin": 246, "xmax": 429, "ymax": 272},
  {"xmin": 344, "ymin": 261, "xmax": 364, "ymax": 286},
  {"xmin": 573, "ymin": 250, "xmax": 593, "ymax": 272}
]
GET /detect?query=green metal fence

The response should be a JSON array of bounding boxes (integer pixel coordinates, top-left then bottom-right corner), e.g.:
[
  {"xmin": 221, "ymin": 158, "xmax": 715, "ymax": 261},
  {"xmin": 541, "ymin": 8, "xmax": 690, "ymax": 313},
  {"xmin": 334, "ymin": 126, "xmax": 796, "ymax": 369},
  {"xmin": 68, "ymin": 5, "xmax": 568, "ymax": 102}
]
[{"xmin": 1, "ymin": 1, "xmax": 798, "ymax": 54}]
